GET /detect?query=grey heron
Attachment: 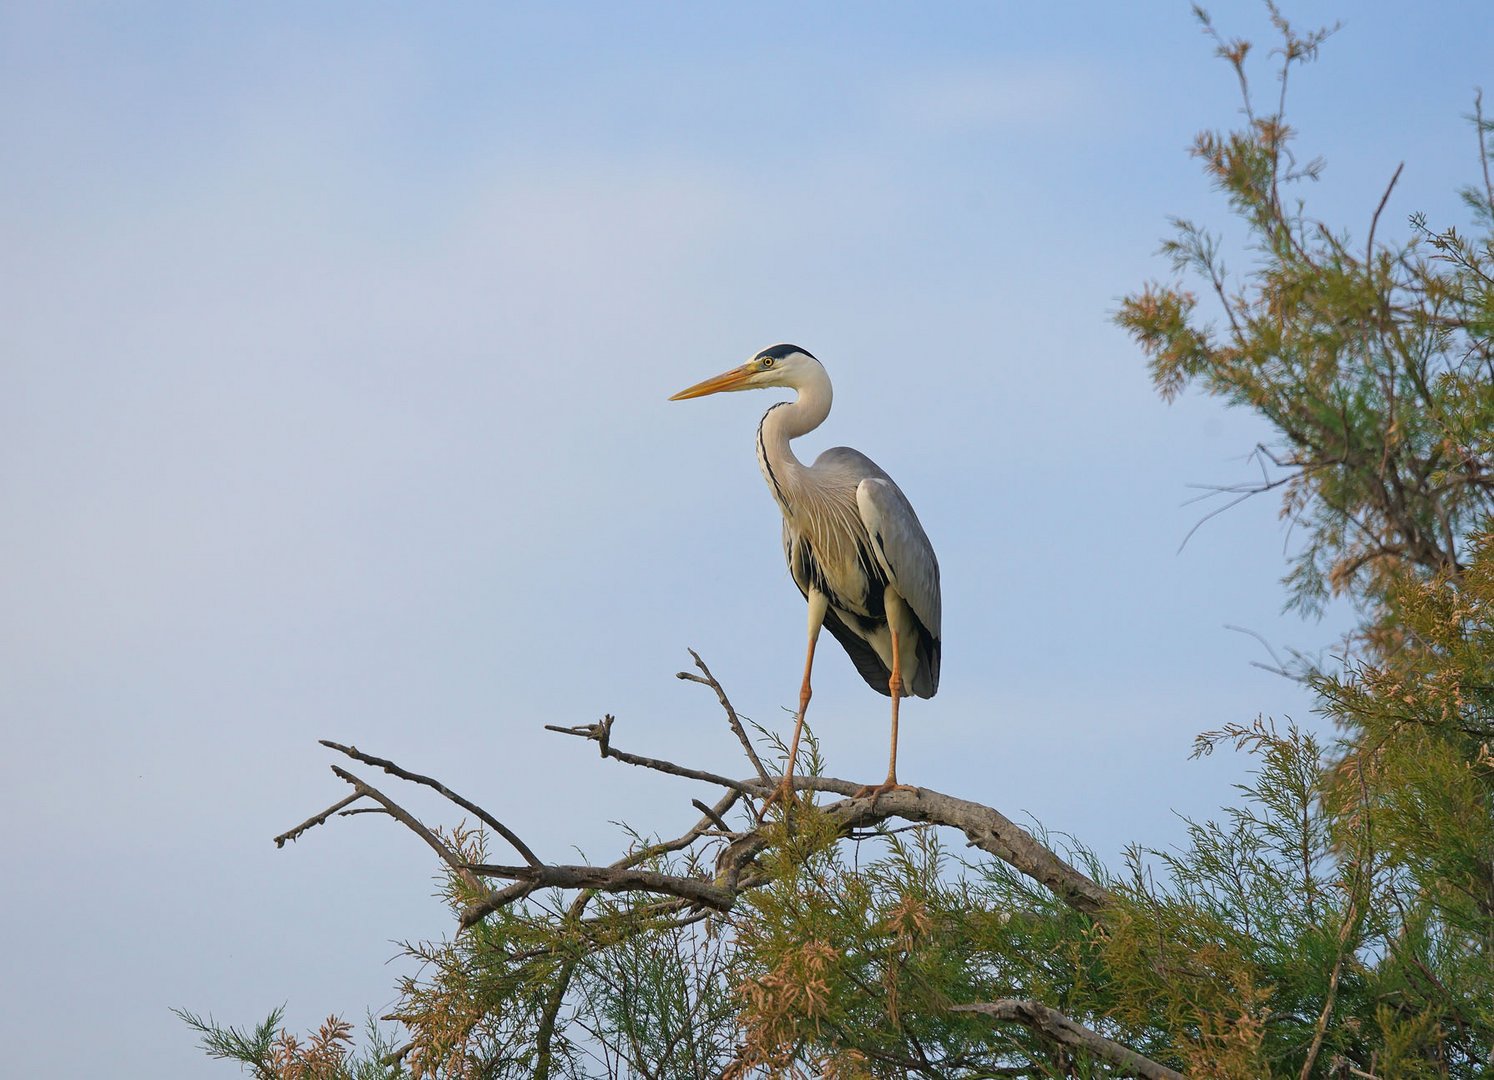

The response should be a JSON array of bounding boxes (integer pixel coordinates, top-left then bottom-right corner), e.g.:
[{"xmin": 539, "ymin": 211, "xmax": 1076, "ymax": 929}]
[{"xmin": 671, "ymin": 344, "xmax": 941, "ymax": 803}]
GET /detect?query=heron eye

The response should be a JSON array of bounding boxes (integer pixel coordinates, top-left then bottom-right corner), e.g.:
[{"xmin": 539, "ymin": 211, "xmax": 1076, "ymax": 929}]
[{"xmin": 761, "ymin": 357, "xmax": 776, "ymax": 369}]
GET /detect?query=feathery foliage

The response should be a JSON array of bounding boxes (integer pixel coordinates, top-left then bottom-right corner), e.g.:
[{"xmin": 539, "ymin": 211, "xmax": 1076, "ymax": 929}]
[{"xmin": 1116, "ymin": 5, "xmax": 1494, "ymax": 647}]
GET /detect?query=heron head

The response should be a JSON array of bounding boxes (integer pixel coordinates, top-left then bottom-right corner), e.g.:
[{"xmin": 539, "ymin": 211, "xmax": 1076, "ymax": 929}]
[{"xmin": 669, "ymin": 344, "xmax": 820, "ymax": 400}]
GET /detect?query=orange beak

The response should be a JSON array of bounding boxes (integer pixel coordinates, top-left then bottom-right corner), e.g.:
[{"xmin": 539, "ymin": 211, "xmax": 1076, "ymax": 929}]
[{"xmin": 668, "ymin": 364, "xmax": 755, "ymax": 401}]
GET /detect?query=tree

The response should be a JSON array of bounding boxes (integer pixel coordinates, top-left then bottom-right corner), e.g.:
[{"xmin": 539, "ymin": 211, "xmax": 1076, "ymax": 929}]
[
  {"xmin": 1116, "ymin": 6, "xmax": 1494, "ymax": 652},
  {"xmin": 185, "ymin": 8, "xmax": 1494, "ymax": 1078}
]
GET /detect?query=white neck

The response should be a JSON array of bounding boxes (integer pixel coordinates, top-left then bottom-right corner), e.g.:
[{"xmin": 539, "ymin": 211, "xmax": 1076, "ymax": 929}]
[{"xmin": 756, "ymin": 362, "xmax": 833, "ymax": 512}]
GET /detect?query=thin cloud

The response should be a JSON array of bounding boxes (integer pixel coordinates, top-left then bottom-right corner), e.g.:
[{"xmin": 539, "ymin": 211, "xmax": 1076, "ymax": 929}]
[{"xmin": 886, "ymin": 63, "xmax": 1094, "ymax": 132}]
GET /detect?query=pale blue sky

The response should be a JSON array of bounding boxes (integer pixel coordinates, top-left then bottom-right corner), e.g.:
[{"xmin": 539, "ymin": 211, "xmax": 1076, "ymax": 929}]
[{"xmin": 2, "ymin": 2, "xmax": 1490, "ymax": 1074}]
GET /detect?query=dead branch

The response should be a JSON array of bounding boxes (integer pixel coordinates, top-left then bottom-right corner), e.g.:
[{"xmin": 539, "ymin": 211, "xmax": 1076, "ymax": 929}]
[
  {"xmin": 809, "ymin": 779, "xmax": 1111, "ymax": 914},
  {"xmin": 274, "ymin": 792, "xmax": 365, "ymax": 848},
  {"xmin": 457, "ymin": 786, "xmax": 741, "ymax": 930},
  {"xmin": 467, "ymin": 770, "xmax": 1104, "ymax": 923},
  {"xmin": 950, "ymin": 1000, "xmax": 1187, "ymax": 1080},
  {"xmin": 1365, "ymin": 161, "xmax": 1404, "ymax": 265},
  {"xmin": 544, "ymin": 716, "xmax": 759, "ymax": 795},
  {"xmin": 691, "ymin": 797, "xmax": 734, "ymax": 833},
  {"xmin": 320, "ymin": 740, "xmax": 543, "ymax": 867},
  {"xmin": 285, "ymin": 716, "xmax": 1109, "ymax": 929},
  {"xmin": 326, "ymin": 765, "xmax": 484, "ymax": 895},
  {"xmin": 549, "ymin": 716, "xmax": 1110, "ymax": 914},
  {"xmin": 677, "ymin": 648, "xmax": 771, "ymax": 784}
]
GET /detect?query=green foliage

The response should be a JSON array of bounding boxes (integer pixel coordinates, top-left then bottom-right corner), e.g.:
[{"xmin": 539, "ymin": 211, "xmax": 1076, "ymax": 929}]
[
  {"xmin": 726, "ymin": 811, "xmax": 1107, "ymax": 1076},
  {"xmin": 174, "ymin": 1006, "xmax": 408, "ymax": 1080},
  {"xmin": 176, "ymin": 1005, "xmax": 285, "ymax": 1077},
  {"xmin": 1117, "ymin": 6, "xmax": 1494, "ymax": 641},
  {"xmin": 1318, "ymin": 533, "xmax": 1494, "ymax": 953},
  {"xmin": 368, "ymin": 820, "xmax": 742, "ymax": 1078}
]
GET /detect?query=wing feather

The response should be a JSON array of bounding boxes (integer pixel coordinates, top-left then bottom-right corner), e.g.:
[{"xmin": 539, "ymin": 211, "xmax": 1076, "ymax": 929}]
[
  {"xmin": 856, "ymin": 476, "xmax": 942, "ymax": 696},
  {"xmin": 855, "ymin": 479, "xmax": 941, "ymax": 635}
]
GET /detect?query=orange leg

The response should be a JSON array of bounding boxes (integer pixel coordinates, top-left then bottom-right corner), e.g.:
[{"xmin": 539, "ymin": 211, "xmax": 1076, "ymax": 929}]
[
  {"xmin": 764, "ymin": 591, "xmax": 827, "ymax": 814},
  {"xmin": 856, "ymin": 594, "xmax": 917, "ymax": 800},
  {"xmin": 886, "ymin": 625, "xmax": 902, "ymax": 786}
]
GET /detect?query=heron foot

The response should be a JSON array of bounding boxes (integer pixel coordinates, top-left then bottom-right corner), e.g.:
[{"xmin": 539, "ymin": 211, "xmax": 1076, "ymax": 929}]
[
  {"xmin": 852, "ymin": 779, "xmax": 917, "ymax": 801},
  {"xmin": 758, "ymin": 777, "xmax": 801, "ymax": 818}
]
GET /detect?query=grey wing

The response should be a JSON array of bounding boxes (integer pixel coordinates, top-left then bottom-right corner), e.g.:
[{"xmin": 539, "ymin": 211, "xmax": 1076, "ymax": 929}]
[
  {"xmin": 812, "ymin": 445, "xmax": 941, "ymax": 637},
  {"xmin": 856, "ymin": 475, "xmax": 941, "ymax": 696},
  {"xmin": 855, "ymin": 477, "xmax": 941, "ymax": 637}
]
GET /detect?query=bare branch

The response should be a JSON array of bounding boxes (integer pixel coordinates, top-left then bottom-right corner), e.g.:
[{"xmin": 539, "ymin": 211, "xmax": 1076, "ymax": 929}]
[
  {"xmin": 1366, "ymin": 161, "xmax": 1404, "ymax": 264},
  {"xmin": 543, "ymin": 714, "xmax": 1117, "ymax": 914},
  {"xmin": 690, "ymin": 797, "xmax": 734, "ymax": 833},
  {"xmin": 290, "ymin": 717, "xmax": 1109, "ymax": 946},
  {"xmin": 545, "ymin": 716, "xmax": 760, "ymax": 795},
  {"xmin": 1475, "ymin": 88, "xmax": 1493, "ymax": 216},
  {"xmin": 633, "ymin": 790, "xmax": 744, "ymax": 865},
  {"xmin": 1223, "ymin": 623, "xmax": 1294, "ymax": 681},
  {"xmin": 458, "ymin": 787, "xmax": 741, "ymax": 930},
  {"xmin": 328, "ymin": 765, "xmax": 484, "ymax": 894},
  {"xmin": 543, "ymin": 716, "xmax": 1112, "ymax": 915},
  {"xmin": 1177, "ymin": 488, "xmax": 1265, "ymax": 553},
  {"xmin": 779, "ymin": 778, "xmax": 1111, "ymax": 915},
  {"xmin": 274, "ymin": 792, "xmax": 364, "ymax": 848},
  {"xmin": 951, "ymin": 1000, "xmax": 1186, "ymax": 1080},
  {"xmin": 534, "ymin": 716, "xmax": 1110, "ymax": 913},
  {"xmin": 320, "ymin": 740, "xmax": 542, "ymax": 867},
  {"xmin": 678, "ymin": 648, "xmax": 771, "ymax": 784}
]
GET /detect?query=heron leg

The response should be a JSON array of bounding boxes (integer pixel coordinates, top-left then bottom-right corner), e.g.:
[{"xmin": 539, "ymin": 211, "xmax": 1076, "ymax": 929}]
[
  {"xmin": 887, "ymin": 638, "xmax": 902, "ymax": 784},
  {"xmin": 764, "ymin": 591, "xmax": 827, "ymax": 814},
  {"xmin": 856, "ymin": 593, "xmax": 918, "ymax": 801}
]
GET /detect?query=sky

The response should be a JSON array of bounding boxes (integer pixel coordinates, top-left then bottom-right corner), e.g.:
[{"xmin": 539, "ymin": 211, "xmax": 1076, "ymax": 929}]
[{"xmin": 2, "ymin": 1, "xmax": 1490, "ymax": 1074}]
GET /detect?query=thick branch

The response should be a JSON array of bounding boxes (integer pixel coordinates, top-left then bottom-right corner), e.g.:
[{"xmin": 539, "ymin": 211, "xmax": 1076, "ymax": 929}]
[
  {"xmin": 549, "ymin": 718, "xmax": 1111, "ymax": 913},
  {"xmin": 453, "ymin": 777, "xmax": 1109, "ymax": 923},
  {"xmin": 951, "ymin": 1000, "xmax": 1186, "ymax": 1080},
  {"xmin": 291, "ymin": 735, "xmax": 1107, "ymax": 931},
  {"xmin": 809, "ymin": 780, "xmax": 1111, "ymax": 914}
]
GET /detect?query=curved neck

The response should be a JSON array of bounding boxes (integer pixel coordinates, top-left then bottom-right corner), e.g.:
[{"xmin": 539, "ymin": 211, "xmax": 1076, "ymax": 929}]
[{"xmin": 756, "ymin": 363, "xmax": 832, "ymax": 508}]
